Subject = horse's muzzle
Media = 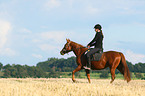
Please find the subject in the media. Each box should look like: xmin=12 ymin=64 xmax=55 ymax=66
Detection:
xmin=60 ymin=50 xmax=65 ymax=55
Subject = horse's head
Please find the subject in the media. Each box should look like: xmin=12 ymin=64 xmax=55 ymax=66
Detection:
xmin=60 ymin=39 xmax=72 ymax=55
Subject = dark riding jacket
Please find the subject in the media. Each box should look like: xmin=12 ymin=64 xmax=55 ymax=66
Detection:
xmin=87 ymin=31 xmax=103 ymax=49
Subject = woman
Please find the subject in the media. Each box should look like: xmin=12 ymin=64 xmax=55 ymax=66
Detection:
xmin=84 ymin=24 xmax=104 ymax=70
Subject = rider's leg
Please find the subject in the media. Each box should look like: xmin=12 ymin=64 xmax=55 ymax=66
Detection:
xmin=84 ymin=56 xmax=91 ymax=70
xmin=84 ymin=49 xmax=95 ymax=70
xmin=84 ymin=48 xmax=101 ymax=70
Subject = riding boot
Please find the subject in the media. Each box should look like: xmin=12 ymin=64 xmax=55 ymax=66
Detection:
xmin=84 ymin=57 xmax=91 ymax=70
xmin=87 ymin=57 xmax=91 ymax=69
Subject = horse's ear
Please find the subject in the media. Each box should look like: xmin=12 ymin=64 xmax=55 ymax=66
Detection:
xmin=66 ymin=38 xmax=70 ymax=42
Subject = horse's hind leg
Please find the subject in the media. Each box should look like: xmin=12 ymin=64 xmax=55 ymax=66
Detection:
xmin=110 ymin=68 xmax=116 ymax=83
xmin=117 ymin=64 xmax=124 ymax=75
xmin=110 ymin=57 xmax=121 ymax=83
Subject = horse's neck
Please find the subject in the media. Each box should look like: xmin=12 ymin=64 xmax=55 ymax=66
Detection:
xmin=71 ymin=42 xmax=88 ymax=56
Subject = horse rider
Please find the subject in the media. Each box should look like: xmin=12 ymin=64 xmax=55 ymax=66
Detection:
xmin=84 ymin=24 xmax=104 ymax=70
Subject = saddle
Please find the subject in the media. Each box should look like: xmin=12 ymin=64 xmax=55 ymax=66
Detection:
xmin=84 ymin=49 xmax=103 ymax=61
xmin=90 ymin=51 xmax=103 ymax=61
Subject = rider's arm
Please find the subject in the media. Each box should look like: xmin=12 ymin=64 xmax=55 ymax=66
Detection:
xmin=87 ymin=33 xmax=98 ymax=47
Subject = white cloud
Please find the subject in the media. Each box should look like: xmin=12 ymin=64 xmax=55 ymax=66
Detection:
xmin=0 ymin=19 xmax=16 ymax=56
xmin=85 ymin=5 xmax=100 ymax=15
xmin=39 ymin=43 xmax=62 ymax=57
xmin=32 ymin=31 xmax=73 ymax=56
xmin=0 ymin=20 xmax=11 ymax=48
xmin=32 ymin=54 xmax=43 ymax=59
xmin=135 ymin=23 xmax=145 ymax=27
xmin=0 ymin=48 xmax=16 ymax=56
xmin=39 ymin=44 xmax=58 ymax=51
xmin=42 ymin=0 xmax=145 ymax=19
xmin=45 ymin=0 xmax=61 ymax=10
xmin=125 ymin=50 xmax=145 ymax=64
xmin=20 ymin=28 xmax=32 ymax=33
xmin=82 ymin=0 xmax=145 ymax=16
xmin=32 ymin=30 xmax=89 ymax=54
xmin=40 ymin=31 xmax=68 ymax=43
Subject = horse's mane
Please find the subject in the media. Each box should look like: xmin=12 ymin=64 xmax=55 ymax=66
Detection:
xmin=71 ymin=41 xmax=84 ymax=48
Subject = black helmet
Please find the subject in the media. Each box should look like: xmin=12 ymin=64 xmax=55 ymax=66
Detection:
xmin=94 ymin=24 xmax=102 ymax=30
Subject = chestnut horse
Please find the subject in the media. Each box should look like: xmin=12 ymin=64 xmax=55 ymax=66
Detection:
xmin=60 ymin=39 xmax=131 ymax=83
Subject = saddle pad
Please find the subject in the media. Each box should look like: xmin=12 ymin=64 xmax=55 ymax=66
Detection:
xmin=90 ymin=52 xmax=103 ymax=61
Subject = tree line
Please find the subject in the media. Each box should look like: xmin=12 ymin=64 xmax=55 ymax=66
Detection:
xmin=0 ymin=56 xmax=145 ymax=78
xmin=0 ymin=64 xmax=47 ymax=78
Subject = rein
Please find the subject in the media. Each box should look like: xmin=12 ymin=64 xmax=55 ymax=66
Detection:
xmin=68 ymin=46 xmax=88 ymax=56
xmin=71 ymin=47 xmax=87 ymax=51
xmin=69 ymin=42 xmax=87 ymax=51
xmin=65 ymin=41 xmax=88 ymax=55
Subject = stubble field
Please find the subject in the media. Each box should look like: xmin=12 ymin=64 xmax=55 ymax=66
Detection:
xmin=0 ymin=78 xmax=145 ymax=96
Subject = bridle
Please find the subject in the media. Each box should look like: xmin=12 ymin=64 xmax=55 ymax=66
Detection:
xmin=63 ymin=41 xmax=87 ymax=53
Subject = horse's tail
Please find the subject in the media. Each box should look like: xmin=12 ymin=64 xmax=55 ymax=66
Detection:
xmin=119 ymin=52 xmax=131 ymax=83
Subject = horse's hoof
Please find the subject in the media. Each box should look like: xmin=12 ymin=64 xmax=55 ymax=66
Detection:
xmin=127 ymin=79 xmax=131 ymax=83
xmin=110 ymin=81 xmax=113 ymax=83
xmin=72 ymin=80 xmax=76 ymax=83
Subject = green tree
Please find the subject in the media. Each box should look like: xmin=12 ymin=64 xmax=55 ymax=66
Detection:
xmin=36 ymin=56 xmax=77 ymax=72
xmin=3 ymin=64 xmax=11 ymax=69
xmin=126 ymin=61 xmax=134 ymax=72
xmin=3 ymin=69 xmax=11 ymax=78
xmin=3 ymin=66 xmax=17 ymax=78
xmin=0 ymin=62 xmax=3 ymax=70
xmin=100 ymin=71 xmax=109 ymax=78
xmin=15 ymin=65 xmax=28 ymax=78
xmin=134 ymin=73 xmax=143 ymax=79
xmin=48 ymin=70 xmax=61 ymax=78
xmin=34 ymin=67 xmax=47 ymax=78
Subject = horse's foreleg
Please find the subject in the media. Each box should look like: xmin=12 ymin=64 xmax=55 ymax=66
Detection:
xmin=72 ymin=65 xmax=82 ymax=82
xmin=85 ymin=69 xmax=91 ymax=83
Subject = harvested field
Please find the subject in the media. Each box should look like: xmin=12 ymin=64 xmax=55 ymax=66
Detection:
xmin=0 ymin=78 xmax=145 ymax=96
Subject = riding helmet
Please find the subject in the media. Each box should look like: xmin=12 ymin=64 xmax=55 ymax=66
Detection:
xmin=94 ymin=24 xmax=102 ymax=30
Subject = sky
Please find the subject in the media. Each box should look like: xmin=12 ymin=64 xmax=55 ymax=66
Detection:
xmin=0 ymin=0 xmax=145 ymax=66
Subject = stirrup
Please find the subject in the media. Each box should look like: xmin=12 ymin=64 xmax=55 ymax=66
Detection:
xmin=83 ymin=66 xmax=91 ymax=70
